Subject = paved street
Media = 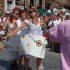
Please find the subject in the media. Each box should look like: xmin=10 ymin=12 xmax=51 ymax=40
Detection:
xmin=0 ymin=47 xmax=60 ymax=70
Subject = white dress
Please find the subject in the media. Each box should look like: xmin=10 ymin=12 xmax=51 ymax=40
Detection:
xmin=0 ymin=17 xmax=6 ymax=22
xmin=15 ymin=19 xmax=28 ymax=56
xmin=20 ymin=19 xmax=48 ymax=58
xmin=0 ymin=17 xmax=6 ymax=35
xmin=6 ymin=23 xmax=18 ymax=60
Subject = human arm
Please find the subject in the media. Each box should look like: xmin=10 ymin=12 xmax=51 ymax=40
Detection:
xmin=2 ymin=19 xmax=9 ymax=30
xmin=8 ymin=21 xmax=27 ymax=36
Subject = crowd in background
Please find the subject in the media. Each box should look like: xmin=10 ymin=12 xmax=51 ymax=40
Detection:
xmin=0 ymin=7 xmax=70 ymax=34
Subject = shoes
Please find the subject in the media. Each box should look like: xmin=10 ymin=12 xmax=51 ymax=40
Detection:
xmin=10 ymin=64 xmax=15 ymax=70
xmin=10 ymin=62 xmax=18 ymax=70
xmin=13 ymin=62 xmax=18 ymax=69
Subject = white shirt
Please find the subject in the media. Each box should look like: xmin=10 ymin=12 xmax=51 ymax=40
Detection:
xmin=16 ymin=19 xmax=21 ymax=35
xmin=24 ymin=19 xmax=42 ymax=35
xmin=53 ymin=20 xmax=61 ymax=26
xmin=0 ymin=17 xmax=6 ymax=35
xmin=0 ymin=17 xmax=6 ymax=22
xmin=16 ymin=19 xmax=28 ymax=35
xmin=48 ymin=20 xmax=53 ymax=26
xmin=8 ymin=23 xmax=14 ymax=30
xmin=48 ymin=19 xmax=61 ymax=27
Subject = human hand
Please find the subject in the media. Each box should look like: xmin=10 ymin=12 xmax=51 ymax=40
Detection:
xmin=7 ymin=32 xmax=14 ymax=37
xmin=0 ymin=42 xmax=3 ymax=50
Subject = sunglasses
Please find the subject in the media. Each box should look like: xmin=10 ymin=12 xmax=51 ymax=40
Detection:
xmin=30 ymin=10 xmax=36 ymax=13
xmin=22 ymin=12 xmax=27 ymax=14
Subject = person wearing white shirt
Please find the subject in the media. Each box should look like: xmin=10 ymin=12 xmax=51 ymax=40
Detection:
xmin=8 ymin=8 xmax=47 ymax=70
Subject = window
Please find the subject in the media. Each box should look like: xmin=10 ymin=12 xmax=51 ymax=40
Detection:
xmin=45 ymin=0 xmax=52 ymax=9
xmin=15 ymin=1 xmax=20 ymax=6
xmin=37 ymin=0 xmax=42 ymax=9
xmin=45 ymin=2 xmax=51 ymax=9
xmin=7 ymin=1 xmax=12 ymax=11
xmin=7 ymin=1 xmax=12 ymax=4
xmin=29 ymin=0 xmax=34 ymax=8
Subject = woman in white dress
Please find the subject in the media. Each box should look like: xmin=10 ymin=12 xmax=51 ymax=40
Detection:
xmin=3 ymin=9 xmax=19 ymax=70
xmin=16 ymin=10 xmax=28 ymax=70
xmin=8 ymin=8 xmax=47 ymax=70
xmin=0 ymin=12 xmax=7 ymax=23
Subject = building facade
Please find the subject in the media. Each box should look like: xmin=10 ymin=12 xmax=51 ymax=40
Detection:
xmin=22 ymin=0 xmax=54 ymax=9
xmin=0 ymin=0 xmax=58 ymax=13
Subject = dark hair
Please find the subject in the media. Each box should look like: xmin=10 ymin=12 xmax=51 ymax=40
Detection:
xmin=20 ymin=10 xmax=27 ymax=15
xmin=28 ymin=8 xmax=36 ymax=14
xmin=9 ymin=9 xmax=18 ymax=23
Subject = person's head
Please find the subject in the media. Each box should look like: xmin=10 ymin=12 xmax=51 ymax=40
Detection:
xmin=1 ymin=12 xmax=6 ymax=18
xmin=9 ymin=9 xmax=19 ymax=23
xmin=32 ymin=16 xmax=38 ymax=25
xmin=65 ymin=12 xmax=70 ymax=20
xmin=12 ymin=9 xmax=19 ymax=19
xmin=28 ymin=8 xmax=37 ymax=18
xmin=57 ymin=10 xmax=62 ymax=15
xmin=62 ymin=8 xmax=66 ymax=13
xmin=54 ymin=0 xmax=70 ymax=10
xmin=20 ymin=10 xmax=27 ymax=20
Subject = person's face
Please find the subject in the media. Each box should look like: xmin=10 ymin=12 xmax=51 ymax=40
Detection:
xmin=21 ymin=12 xmax=26 ymax=20
xmin=53 ymin=15 xmax=58 ymax=20
xmin=32 ymin=17 xmax=38 ymax=25
xmin=50 ymin=14 xmax=54 ymax=19
xmin=13 ymin=11 xmax=19 ymax=19
xmin=1 ymin=14 xmax=5 ymax=18
xmin=30 ymin=10 xmax=36 ymax=17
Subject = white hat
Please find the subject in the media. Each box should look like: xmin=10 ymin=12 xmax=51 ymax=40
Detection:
xmin=53 ymin=8 xmax=58 ymax=13
xmin=47 ymin=10 xmax=51 ymax=14
xmin=62 ymin=8 xmax=66 ymax=13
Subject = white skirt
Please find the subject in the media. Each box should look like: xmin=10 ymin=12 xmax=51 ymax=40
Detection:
xmin=20 ymin=34 xmax=48 ymax=58
xmin=6 ymin=35 xmax=18 ymax=51
xmin=8 ymin=51 xmax=18 ymax=60
xmin=3 ymin=35 xmax=19 ymax=60
xmin=11 ymin=34 xmax=25 ymax=56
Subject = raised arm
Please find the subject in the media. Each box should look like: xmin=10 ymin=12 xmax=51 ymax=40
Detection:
xmin=2 ymin=19 xmax=9 ymax=30
xmin=8 ymin=21 xmax=27 ymax=36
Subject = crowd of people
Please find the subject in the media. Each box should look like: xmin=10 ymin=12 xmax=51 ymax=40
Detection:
xmin=0 ymin=5 xmax=70 ymax=70
xmin=0 ymin=7 xmax=48 ymax=70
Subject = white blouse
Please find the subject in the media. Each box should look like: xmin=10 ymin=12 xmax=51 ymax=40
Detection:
xmin=24 ymin=19 xmax=43 ymax=35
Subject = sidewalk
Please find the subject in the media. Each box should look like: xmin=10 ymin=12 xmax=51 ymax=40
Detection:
xmin=0 ymin=48 xmax=60 ymax=70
